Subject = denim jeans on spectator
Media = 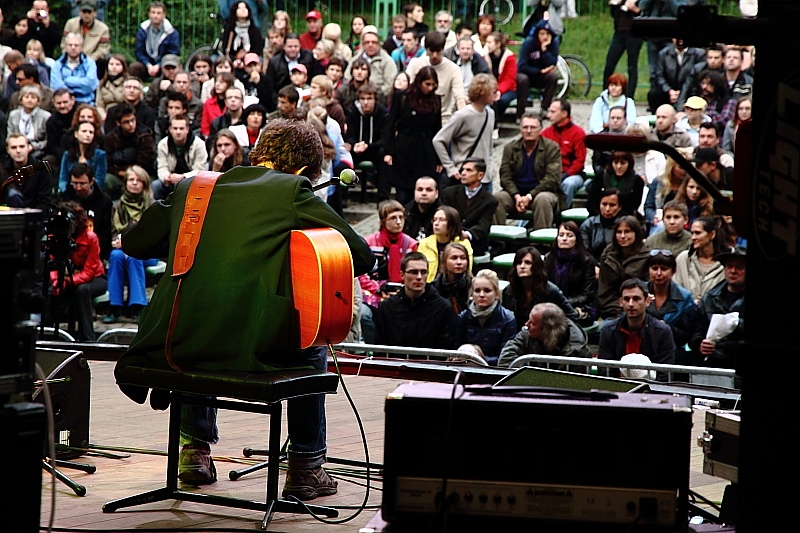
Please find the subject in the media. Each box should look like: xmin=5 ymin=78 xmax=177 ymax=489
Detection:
xmin=181 ymin=345 xmax=329 ymax=467
xmin=562 ymin=174 xmax=585 ymax=208
xmin=107 ymin=249 xmax=158 ymax=307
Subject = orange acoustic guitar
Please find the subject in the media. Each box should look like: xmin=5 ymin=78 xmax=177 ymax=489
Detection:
xmin=290 ymin=228 xmax=355 ymax=348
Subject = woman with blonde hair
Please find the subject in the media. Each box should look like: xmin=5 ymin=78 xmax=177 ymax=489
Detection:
xmin=432 ymin=242 xmax=474 ymax=314
xmin=455 ymin=269 xmax=517 ymax=366
xmin=104 ymin=165 xmax=157 ymax=324
xmin=675 ymin=174 xmax=715 ymax=227
xmin=305 ymin=105 xmax=337 ymax=203
xmin=24 ymin=39 xmax=51 ymax=85
xmin=418 ymin=205 xmax=473 ymax=283
xmin=271 ymin=10 xmax=292 ymax=35
xmin=322 ymin=23 xmax=353 ymax=61
xmin=643 ymin=150 xmax=691 ymax=234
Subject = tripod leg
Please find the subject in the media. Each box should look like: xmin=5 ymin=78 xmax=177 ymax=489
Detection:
xmin=43 ymin=460 xmax=86 ymax=496
xmin=55 ymin=459 xmax=96 ymax=474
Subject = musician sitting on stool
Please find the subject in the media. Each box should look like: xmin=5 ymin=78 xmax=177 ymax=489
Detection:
xmin=114 ymin=118 xmax=375 ymax=496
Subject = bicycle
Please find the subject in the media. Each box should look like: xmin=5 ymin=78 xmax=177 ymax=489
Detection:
xmin=479 ymin=0 xmax=515 ymax=25
xmin=184 ymin=13 xmax=226 ymax=71
xmin=557 ymin=54 xmax=592 ymax=99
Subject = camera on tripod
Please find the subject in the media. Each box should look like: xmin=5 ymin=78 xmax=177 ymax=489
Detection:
xmin=42 ymin=204 xmax=77 ymax=262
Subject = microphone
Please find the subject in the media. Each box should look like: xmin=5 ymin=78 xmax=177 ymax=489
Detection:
xmin=311 ymin=168 xmax=360 ymax=191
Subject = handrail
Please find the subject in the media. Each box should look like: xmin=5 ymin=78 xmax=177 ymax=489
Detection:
xmin=333 ymin=342 xmax=490 ymax=366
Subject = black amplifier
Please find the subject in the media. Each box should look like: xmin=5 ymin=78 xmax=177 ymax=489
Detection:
xmin=382 ymin=382 xmax=693 ymax=532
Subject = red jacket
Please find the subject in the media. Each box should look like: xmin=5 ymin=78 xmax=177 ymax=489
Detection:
xmin=542 ymin=119 xmax=587 ymax=177
xmin=51 ymin=229 xmax=105 ymax=289
xmin=485 ymin=49 xmax=517 ymax=95
xmin=200 ymin=96 xmax=226 ymax=137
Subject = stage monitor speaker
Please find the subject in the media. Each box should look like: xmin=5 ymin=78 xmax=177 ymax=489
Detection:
xmin=382 ymin=382 xmax=692 ymax=532
xmin=34 ymin=348 xmax=91 ymax=459
xmin=496 ymin=366 xmax=650 ymax=393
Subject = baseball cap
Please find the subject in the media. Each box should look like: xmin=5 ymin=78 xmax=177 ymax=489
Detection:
xmin=290 ymin=64 xmax=308 ymax=74
xmin=244 ymin=52 xmax=261 ymax=65
xmin=684 ymin=96 xmax=707 ymax=110
xmin=361 ymin=25 xmax=380 ymax=38
xmin=80 ymin=1 xmax=96 ymax=11
xmin=306 ymin=10 xmax=322 ymax=20
xmin=161 ymin=54 xmax=181 ymax=68
xmin=691 ymin=147 xmax=720 ymax=165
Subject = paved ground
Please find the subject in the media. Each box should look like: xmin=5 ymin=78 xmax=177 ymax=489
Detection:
xmin=90 ymin=99 xmax=649 ymax=338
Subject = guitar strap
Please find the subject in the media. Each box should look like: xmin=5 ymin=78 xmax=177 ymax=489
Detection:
xmin=165 ymin=171 xmax=221 ymax=372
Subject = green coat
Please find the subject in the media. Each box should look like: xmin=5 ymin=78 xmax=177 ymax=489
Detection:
xmin=498 ymin=135 xmax=567 ymax=211
xmin=116 ymin=167 xmax=374 ymax=403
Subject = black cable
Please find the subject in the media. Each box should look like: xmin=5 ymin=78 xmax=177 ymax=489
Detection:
xmin=281 ymin=344 xmax=373 ymax=524
xmin=439 ymin=369 xmax=464 ymax=533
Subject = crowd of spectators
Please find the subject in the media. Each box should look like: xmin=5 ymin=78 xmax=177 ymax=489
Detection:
xmin=0 ymin=1 xmax=751 ymax=375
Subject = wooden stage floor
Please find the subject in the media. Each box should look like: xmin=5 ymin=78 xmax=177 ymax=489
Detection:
xmin=39 ymin=359 xmax=732 ymax=532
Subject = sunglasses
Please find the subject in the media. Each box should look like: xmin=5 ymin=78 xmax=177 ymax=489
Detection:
xmin=649 ymin=249 xmax=673 ymax=257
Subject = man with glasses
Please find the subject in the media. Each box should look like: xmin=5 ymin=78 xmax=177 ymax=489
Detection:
xmin=431 ymin=10 xmax=457 ymax=50
xmin=345 ymin=25 xmax=397 ymax=98
xmin=134 ymin=1 xmax=180 ymax=79
xmin=103 ymin=103 xmax=157 ymax=200
xmin=106 ymin=76 xmax=157 ymax=132
xmin=44 ymin=89 xmax=76 ymax=172
xmin=374 ymin=252 xmax=456 ymax=350
xmin=60 ymin=162 xmax=112 ymax=260
xmin=61 ymin=0 xmax=110 ymax=78
xmin=207 ymin=87 xmax=245 ymax=150
xmin=51 ymin=32 xmax=98 ymax=105
xmin=9 ymin=63 xmax=54 ymax=112
xmin=145 ymin=53 xmax=181 ymax=108
xmin=493 ymin=112 xmax=565 ymax=230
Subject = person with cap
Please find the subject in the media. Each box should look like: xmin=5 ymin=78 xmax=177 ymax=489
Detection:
xmin=144 ymin=52 xmax=181 ymax=108
xmin=51 ymin=32 xmax=98 ymax=105
xmin=237 ymin=51 xmax=275 ymax=111
xmin=220 ymin=1 xmax=264 ymax=65
xmin=61 ymin=0 xmax=110 ymax=78
xmin=688 ymin=244 xmax=746 ymax=369
xmin=288 ymin=63 xmax=312 ymax=103
xmin=598 ymin=277 xmax=676 ymax=382
xmin=300 ymin=10 xmax=323 ymax=51
xmin=647 ymin=37 xmax=705 ymax=114
xmin=345 ymin=25 xmax=398 ymax=98
xmin=675 ymin=95 xmax=712 ymax=146
xmin=134 ymin=1 xmax=181 ymax=79
xmin=692 ymin=146 xmax=731 ymax=193
xmin=266 ymin=32 xmax=315 ymax=104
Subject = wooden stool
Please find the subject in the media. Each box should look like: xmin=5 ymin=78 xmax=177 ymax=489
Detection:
xmin=103 ymin=366 xmax=340 ymax=530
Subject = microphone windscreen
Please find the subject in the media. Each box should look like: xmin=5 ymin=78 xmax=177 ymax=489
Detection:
xmin=339 ymin=168 xmax=358 ymax=185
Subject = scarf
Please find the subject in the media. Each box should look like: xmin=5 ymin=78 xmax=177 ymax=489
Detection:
xmin=552 ymin=249 xmax=579 ymax=291
xmin=112 ymin=191 xmax=149 ymax=234
xmin=233 ymin=20 xmax=251 ymax=52
xmin=468 ymin=299 xmax=498 ymax=325
xmin=145 ymin=24 xmax=164 ymax=60
xmin=436 ymin=272 xmax=471 ymax=314
xmin=19 ymin=110 xmax=35 ymax=141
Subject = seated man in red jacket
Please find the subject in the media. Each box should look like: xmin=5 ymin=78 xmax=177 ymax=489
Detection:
xmin=542 ymin=98 xmax=587 ymax=208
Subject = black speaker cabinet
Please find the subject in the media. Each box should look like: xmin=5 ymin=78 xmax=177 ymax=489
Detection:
xmin=382 ymin=382 xmax=693 ymax=532
xmin=1 ymin=401 xmax=46 ymax=532
xmin=34 ymin=349 xmax=91 ymax=459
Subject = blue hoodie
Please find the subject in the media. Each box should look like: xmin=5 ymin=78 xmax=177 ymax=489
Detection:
xmin=518 ymin=20 xmax=560 ymax=79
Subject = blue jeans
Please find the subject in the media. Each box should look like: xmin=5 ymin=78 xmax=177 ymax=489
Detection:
xmin=107 ymin=249 xmax=158 ymax=307
xmin=493 ymin=91 xmax=518 ymax=123
xmin=561 ymin=175 xmax=585 ymax=208
xmin=181 ymin=345 xmax=330 ymax=467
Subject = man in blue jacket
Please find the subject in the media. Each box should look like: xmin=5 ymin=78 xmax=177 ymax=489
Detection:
xmin=599 ymin=277 xmax=676 ymax=381
xmin=134 ymin=1 xmax=181 ymax=79
xmin=50 ymin=33 xmax=98 ymax=104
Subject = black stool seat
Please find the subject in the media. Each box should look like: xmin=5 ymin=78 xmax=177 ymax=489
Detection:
xmin=103 ymin=365 xmax=341 ymax=530
xmin=115 ymin=365 xmax=340 ymax=403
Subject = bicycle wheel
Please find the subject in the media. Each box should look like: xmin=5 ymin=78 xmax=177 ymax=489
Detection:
xmin=555 ymin=56 xmax=570 ymax=100
xmin=562 ymin=54 xmax=592 ymax=98
xmin=479 ymin=0 xmax=514 ymax=26
xmin=185 ymin=44 xmax=220 ymax=71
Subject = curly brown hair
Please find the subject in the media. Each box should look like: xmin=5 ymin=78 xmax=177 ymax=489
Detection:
xmin=249 ymin=118 xmax=323 ymax=180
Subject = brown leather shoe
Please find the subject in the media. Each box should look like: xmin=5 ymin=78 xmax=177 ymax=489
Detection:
xmin=178 ymin=445 xmax=217 ymax=485
xmin=282 ymin=466 xmax=338 ymax=501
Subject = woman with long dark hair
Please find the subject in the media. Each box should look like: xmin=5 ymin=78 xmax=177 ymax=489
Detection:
xmin=502 ymin=245 xmax=576 ymax=331
xmin=418 ymin=205 xmax=473 ymax=283
xmin=59 ymin=121 xmax=108 ymax=192
xmin=221 ymin=1 xmax=265 ymax=65
xmin=96 ymin=53 xmax=129 ymax=121
xmin=587 ymin=150 xmax=644 ymax=218
xmin=597 ymin=215 xmax=650 ymax=318
xmin=674 ymin=216 xmax=726 ymax=304
xmin=646 ymin=249 xmax=696 ymax=348
xmin=209 ymin=128 xmax=245 ymax=172
xmin=431 ymin=242 xmax=474 ymax=315
xmin=544 ymin=221 xmax=598 ymax=326
xmin=456 ymin=269 xmax=517 ymax=366
xmin=383 ymin=65 xmax=442 ymax=205
xmin=345 ymin=15 xmax=367 ymax=52
xmin=675 ymin=175 xmax=715 ymax=227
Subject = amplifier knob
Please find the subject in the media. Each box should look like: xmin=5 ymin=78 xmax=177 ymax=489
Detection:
xmin=464 ymin=492 xmax=474 ymax=503
xmin=493 ymin=494 xmax=502 ymax=504
xmin=479 ymin=493 xmax=488 ymax=504
xmin=507 ymin=494 xmax=517 ymax=505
